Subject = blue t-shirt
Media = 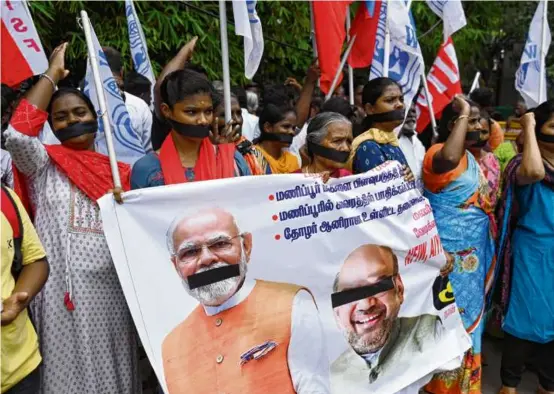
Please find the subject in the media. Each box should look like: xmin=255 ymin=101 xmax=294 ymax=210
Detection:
xmin=131 ymin=151 xmax=251 ymax=189
xmin=503 ymin=180 xmax=554 ymax=343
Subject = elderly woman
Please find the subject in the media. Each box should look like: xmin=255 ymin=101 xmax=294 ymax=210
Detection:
xmin=296 ymin=112 xmax=352 ymax=178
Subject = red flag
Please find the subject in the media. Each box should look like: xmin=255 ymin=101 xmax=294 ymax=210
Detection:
xmin=348 ymin=0 xmax=382 ymax=68
xmin=416 ymin=38 xmax=462 ymax=133
xmin=312 ymin=1 xmax=350 ymax=94
xmin=1 ymin=0 xmax=48 ymax=87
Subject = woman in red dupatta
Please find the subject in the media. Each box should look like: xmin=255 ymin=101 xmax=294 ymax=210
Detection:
xmin=294 ymin=112 xmax=353 ymax=180
xmin=3 ymin=43 xmax=140 ymax=393
xmin=130 ymin=69 xmax=251 ymax=189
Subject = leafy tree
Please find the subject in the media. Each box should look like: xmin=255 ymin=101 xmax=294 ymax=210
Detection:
xmin=28 ymin=0 xmax=551 ymax=93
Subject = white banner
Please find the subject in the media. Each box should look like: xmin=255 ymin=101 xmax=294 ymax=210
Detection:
xmin=82 ymin=20 xmax=145 ymax=165
xmin=0 ymin=0 xmax=48 ymax=87
xmin=425 ymin=0 xmax=467 ymax=42
xmin=370 ymin=1 xmax=424 ymax=110
xmin=99 ymin=161 xmax=470 ymax=394
xmin=515 ymin=0 xmax=551 ymax=108
xmin=125 ymin=0 xmax=155 ymax=99
xmin=232 ymin=0 xmax=264 ymax=79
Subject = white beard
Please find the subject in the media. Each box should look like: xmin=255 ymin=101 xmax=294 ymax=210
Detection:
xmin=182 ymin=247 xmax=248 ymax=306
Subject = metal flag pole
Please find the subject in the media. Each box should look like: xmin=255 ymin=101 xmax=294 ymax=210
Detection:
xmin=346 ymin=8 xmax=355 ymax=106
xmin=219 ymin=0 xmax=232 ymax=123
xmin=325 ymin=35 xmax=357 ymax=101
xmin=309 ymin=1 xmax=318 ymax=59
xmin=309 ymin=1 xmax=320 ymax=88
xmin=80 ymin=10 xmax=122 ymax=189
xmin=421 ymin=74 xmax=437 ymax=136
xmin=539 ymin=0 xmax=548 ymax=103
xmin=469 ymin=71 xmax=481 ymax=93
xmin=383 ymin=0 xmax=391 ymax=77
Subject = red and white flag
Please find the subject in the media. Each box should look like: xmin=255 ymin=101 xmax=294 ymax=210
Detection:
xmin=416 ymin=38 xmax=461 ymax=133
xmin=1 ymin=0 xmax=48 ymax=87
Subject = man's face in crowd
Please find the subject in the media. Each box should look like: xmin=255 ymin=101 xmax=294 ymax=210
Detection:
xmin=334 ymin=245 xmax=404 ymax=355
xmin=170 ymin=208 xmax=252 ymax=306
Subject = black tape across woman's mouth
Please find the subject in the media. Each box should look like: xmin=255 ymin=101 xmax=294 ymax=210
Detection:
xmin=53 ymin=120 xmax=98 ymax=142
xmin=307 ymin=141 xmax=349 ymax=163
xmin=366 ymin=109 xmax=405 ymax=124
xmin=169 ymin=120 xmax=211 ymax=138
xmin=261 ymin=132 xmax=294 ymax=144
xmin=187 ymin=264 xmax=241 ymax=290
xmin=465 ymin=130 xmax=481 ymax=142
xmin=331 ymin=276 xmax=395 ymax=308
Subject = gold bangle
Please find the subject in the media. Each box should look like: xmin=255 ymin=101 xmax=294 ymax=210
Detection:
xmin=455 ymin=115 xmax=469 ymax=123
xmin=40 ymin=73 xmax=56 ymax=90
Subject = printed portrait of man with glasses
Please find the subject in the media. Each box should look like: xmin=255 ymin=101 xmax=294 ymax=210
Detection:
xmin=330 ymin=244 xmax=445 ymax=392
xmin=161 ymin=207 xmax=330 ymax=394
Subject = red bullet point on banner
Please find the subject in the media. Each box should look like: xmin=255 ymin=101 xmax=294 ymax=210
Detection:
xmin=272 ymin=215 xmax=278 ymax=221
xmin=268 ymin=195 xmax=275 ymax=201
xmin=275 ymin=234 xmax=281 ymax=240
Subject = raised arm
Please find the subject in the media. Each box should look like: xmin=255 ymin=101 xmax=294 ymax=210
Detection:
xmin=153 ymin=37 xmax=197 ymax=119
xmin=432 ymin=96 xmax=471 ymax=174
xmin=4 ymin=43 xmax=69 ymax=178
xmin=294 ymin=60 xmax=320 ymax=128
xmin=516 ymin=112 xmax=545 ymax=185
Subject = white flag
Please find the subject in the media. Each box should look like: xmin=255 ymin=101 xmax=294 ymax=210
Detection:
xmin=82 ymin=21 xmax=145 ymax=165
xmin=232 ymin=0 xmax=264 ymax=79
xmin=426 ymin=0 xmax=467 ymax=42
xmin=125 ymin=0 xmax=155 ymax=96
xmin=515 ymin=0 xmax=551 ymax=108
xmin=370 ymin=0 xmax=424 ymax=109
xmin=0 ymin=0 xmax=48 ymax=87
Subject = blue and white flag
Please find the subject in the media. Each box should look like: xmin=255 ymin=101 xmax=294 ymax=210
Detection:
xmin=426 ymin=0 xmax=467 ymax=42
xmin=83 ymin=22 xmax=145 ymax=165
xmin=515 ymin=0 xmax=551 ymax=108
xmin=232 ymin=0 xmax=264 ymax=79
xmin=370 ymin=0 xmax=424 ymax=109
xmin=125 ymin=0 xmax=155 ymax=98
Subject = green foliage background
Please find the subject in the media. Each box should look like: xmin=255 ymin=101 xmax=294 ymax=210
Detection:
xmin=29 ymin=1 xmax=553 ymax=90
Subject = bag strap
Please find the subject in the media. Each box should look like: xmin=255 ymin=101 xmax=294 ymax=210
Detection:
xmin=1 ymin=185 xmax=24 ymax=278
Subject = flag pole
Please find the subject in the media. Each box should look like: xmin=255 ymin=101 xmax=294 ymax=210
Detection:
xmin=346 ymin=8 xmax=355 ymax=106
xmin=219 ymin=0 xmax=232 ymax=123
xmin=469 ymin=71 xmax=481 ymax=93
xmin=80 ymin=10 xmax=122 ymax=189
xmin=383 ymin=0 xmax=391 ymax=77
xmin=539 ymin=0 xmax=548 ymax=103
xmin=309 ymin=1 xmax=318 ymax=59
xmin=325 ymin=35 xmax=357 ymax=101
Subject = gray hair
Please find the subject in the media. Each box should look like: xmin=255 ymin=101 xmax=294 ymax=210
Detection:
xmin=305 ymin=112 xmax=351 ymax=155
xmin=166 ymin=208 xmax=242 ymax=254
xmin=246 ymin=90 xmax=258 ymax=113
xmin=212 ymin=80 xmax=224 ymax=91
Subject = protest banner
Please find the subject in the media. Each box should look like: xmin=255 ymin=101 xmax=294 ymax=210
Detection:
xmin=99 ymin=161 xmax=471 ymax=394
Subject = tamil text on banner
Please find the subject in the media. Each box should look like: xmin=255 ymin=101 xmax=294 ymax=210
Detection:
xmin=99 ymin=161 xmax=471 ymax=394
xmin=1 ymin=0 xmax=48 ymax=87
xmin=82 ymin=18 xmax=145 ymax=165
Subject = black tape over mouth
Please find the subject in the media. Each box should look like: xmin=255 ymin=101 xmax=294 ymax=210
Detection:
xmin=331 ymin=276 xmax=395 ymax=308
xmin=187 ymin=264 xmax=241 ymax=290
